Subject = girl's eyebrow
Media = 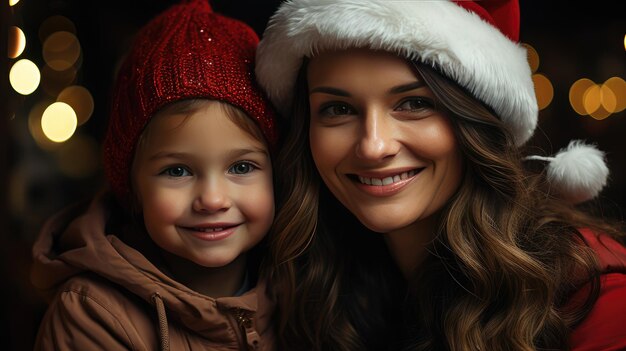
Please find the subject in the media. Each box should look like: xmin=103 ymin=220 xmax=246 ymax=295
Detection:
xmin=225 ymin=147 xmax=269 ymax=159
xmin=148 ymin=151 xmax=193 ymax=161
xmin=148 ymin=148 xmax=268 ymax=161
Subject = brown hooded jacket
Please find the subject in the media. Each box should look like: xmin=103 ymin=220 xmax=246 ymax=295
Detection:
xmin=31 ymin=193 xmax=275 ymax=350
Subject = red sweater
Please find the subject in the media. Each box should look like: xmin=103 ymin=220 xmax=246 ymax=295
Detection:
xmin=570 ymin=229 xmax=626 ymax=350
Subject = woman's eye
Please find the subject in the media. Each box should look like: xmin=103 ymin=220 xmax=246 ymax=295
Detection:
xmin=161 ymin=166 xmax=191 ymax=177
xmin=395 ymin=98 xmax=434 ymax=112
xmin=319 ymin=103 xmax=356 ymax=117
xmin=229 ymin=162 xmax=257 ymax=175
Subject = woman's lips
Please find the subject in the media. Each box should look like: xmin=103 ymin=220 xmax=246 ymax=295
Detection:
xmin=350 ymin=168 xmax=424 ymax=197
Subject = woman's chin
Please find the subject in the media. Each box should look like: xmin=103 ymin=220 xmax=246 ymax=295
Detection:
xmin=356 ymin=214 xmax=413 ymax=234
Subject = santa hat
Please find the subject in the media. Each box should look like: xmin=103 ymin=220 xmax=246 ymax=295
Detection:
xmin=103 ymin=0 xmax=278 ymax=203
xmin=255 ymin=0 xmax=608 ymax=203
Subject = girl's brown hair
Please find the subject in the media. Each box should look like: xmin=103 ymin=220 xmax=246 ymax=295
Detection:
xmin=265 ymin=60 xmax=622 ymax=350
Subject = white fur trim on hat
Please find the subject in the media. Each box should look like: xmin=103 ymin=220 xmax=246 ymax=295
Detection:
xmin=256 ymin=0 xmax=538 ymax=145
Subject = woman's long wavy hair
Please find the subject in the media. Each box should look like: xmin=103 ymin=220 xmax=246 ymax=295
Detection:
xmin=264 ymin=58 xmax=622 ymax=351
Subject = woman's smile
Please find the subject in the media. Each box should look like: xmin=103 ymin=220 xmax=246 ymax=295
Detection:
xmin=348 ymin=167 xmax=425 ymax=197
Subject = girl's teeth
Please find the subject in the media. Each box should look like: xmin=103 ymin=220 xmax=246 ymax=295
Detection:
xmin=358 ymin=170 xmax=418 ymax=186
xmin=196 ymin=227 xmax=223 ymax=232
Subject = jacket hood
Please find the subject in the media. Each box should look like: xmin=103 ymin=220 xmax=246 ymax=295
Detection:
xmin=31 ymin=192 xmax=273 ymax=340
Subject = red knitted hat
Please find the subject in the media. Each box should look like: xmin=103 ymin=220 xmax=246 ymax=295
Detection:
xmin=103 ymin=0 xmax=278 ymax=203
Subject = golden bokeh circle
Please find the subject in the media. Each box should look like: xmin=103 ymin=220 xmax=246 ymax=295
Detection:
xmin=532 ymin=73 xmax=554 ymax=110
xmin=43 ymin=31 xmax=81 ymax=71
xmin=604 ymin=77 xmax=626 ymax=113
xmin=58 ymin=86 xmax=95 ymax=125
xmin=8 ymin=26 xmax=26 ymax=59
xmin=9 ymin=59 xmax=41 ymax=95
xmin=569 ymin=78 xmax=595 ymax=115
xmin=41 ymin=102 xmax=78 ymax=143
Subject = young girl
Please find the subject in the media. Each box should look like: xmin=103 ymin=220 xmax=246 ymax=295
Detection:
xmin=31 ymin=1 xmax=278 ymax=350
xmin=255 ymin=0 xmax=626 ymax=350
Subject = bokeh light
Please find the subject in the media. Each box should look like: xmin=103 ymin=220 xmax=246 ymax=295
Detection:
xmin=10 ymin=59 xmax=41 ymax=95
xmin=39 ymin=15 xmax=76 ymax=42
xmin=589 ymin=106 xmax=612 ymax=121
xmin=42 ymin=31 xmax=81 ymax=71
xmin=599 ymin=84 xmax=617 ymax=113
xmin=8 ymin=26 xmax=26 ymax=58
xmin=29 ymin=100 xmax=61 ymax=150
xmin=57 ymin=85 xmax=95 ymax=125
xmin=532 ymin=73 xmax=553 ymax=110
xmin=523 ymin=43 xmax=540 ymax=73
xmin=9 ymin=0 xmax=20 ymax=6
xmin=56 ymin=134 xmax=100 ymax=178
xmin=582 ymin=85 xmax=614 ymax=120
xmin=583 ymin=85 xmax=602 ymax=115
xmin=569 ymin=78 xmax=595 ymax=116
xmin=604 ymin=77 xmax=626 ymax=113
xmin=41 ymin=102 xmax=78 ymax=142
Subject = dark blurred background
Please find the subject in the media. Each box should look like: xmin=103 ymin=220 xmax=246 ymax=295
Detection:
xmin=2 ymin=1 xmax=624 ymax=350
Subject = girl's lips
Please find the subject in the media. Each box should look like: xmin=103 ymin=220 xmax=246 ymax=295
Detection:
xmin=181 ymin=224 xmax=240 ymax=241
xmin=349 ymin=168 xmax=424 ymax=197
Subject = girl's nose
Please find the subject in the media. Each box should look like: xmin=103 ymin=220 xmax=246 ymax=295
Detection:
xmin=192 ymin=180 xmax=232 ymax=213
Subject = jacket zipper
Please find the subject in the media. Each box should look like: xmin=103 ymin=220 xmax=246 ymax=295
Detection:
xmin=229 ymin=307 xmax=253 ymax=350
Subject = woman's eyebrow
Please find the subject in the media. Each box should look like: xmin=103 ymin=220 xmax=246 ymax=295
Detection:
xmin=309 ymin=81 xmax=425 ymax=96
xmin=388 ymin=81 xmax=425 ymax=94
xmin=309 ymin=86 xmax=351 ymax=97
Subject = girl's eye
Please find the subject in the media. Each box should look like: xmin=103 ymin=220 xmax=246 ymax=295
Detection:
xmin=319 ymin=103 xmax=356 ymax=117
xmin=395 ymin=98 xmax=435 ymax=112
xmin=161 ymin=166 xmax=191 ymax=177
xmin=228 ymin=161 xmax=257 ymax=175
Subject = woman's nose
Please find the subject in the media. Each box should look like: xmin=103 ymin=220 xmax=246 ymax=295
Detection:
xmin=355 ymin=108 xmax=400 ymax=161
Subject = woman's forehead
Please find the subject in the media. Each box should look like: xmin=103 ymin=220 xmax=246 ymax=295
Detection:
xmin=307 ymin=49 xmax=423 ymax=93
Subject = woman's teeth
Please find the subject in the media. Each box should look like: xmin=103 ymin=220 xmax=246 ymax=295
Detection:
xmin=358 ymin=169 xmax=417 ymax=186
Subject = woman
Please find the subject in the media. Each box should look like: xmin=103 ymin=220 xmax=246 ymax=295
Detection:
xmin=256 ymin=0 xmax=626 ymax=350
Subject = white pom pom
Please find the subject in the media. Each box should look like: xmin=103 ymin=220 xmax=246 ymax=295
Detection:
xmin=546 ymin=140 xmax=609 ymax=204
